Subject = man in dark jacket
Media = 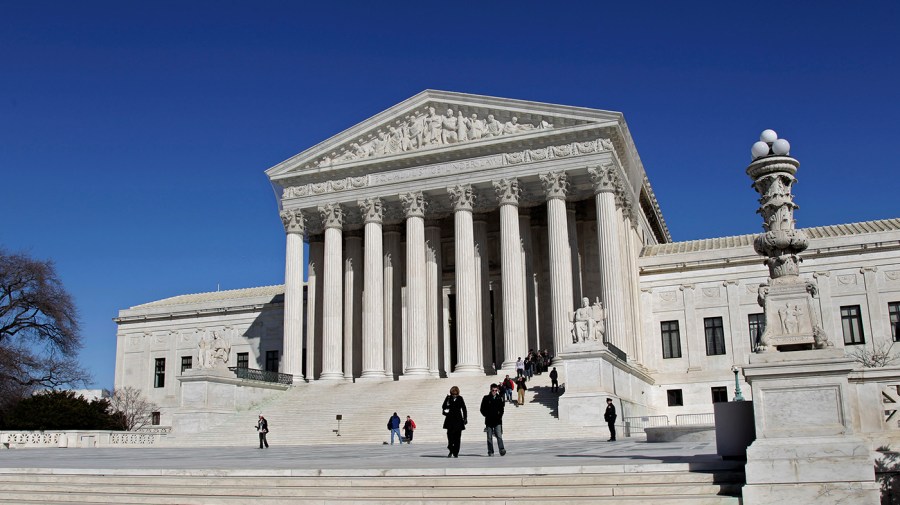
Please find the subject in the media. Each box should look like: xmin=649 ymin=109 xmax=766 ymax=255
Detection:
xmin=549 ymin=367 xmax=559 ymax=393
xmin=604 ymin=398 xmax=617 ymax=441
xmin=388 ymin=412 xmax=403 ymax=445
xmin=479 ymin=384 xmax=506 ymax=456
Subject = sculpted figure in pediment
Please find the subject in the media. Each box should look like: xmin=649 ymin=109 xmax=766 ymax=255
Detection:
xmin=441 ymin=109 xmax=459 ymax=144
xmin=466 ymin=113 xmax=485 ymax=140
xmin=456 ymin=110 xmax=468 ymax=142
xmin=426 ymin=107 xmax=443 ymax=145
xmin=484 ymin=114 xmax=502 ymax=137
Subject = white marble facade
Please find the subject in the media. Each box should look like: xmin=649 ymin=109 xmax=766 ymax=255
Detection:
xmin=114 ymin=91 xmax=900 ymax=426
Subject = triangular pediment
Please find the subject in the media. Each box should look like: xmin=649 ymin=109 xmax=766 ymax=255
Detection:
xmin=266 ymin=90 xmax=624 ymax=182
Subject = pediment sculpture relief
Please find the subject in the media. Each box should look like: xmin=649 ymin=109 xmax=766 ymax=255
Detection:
xmin=317 ymin=106 xmax=555 ymax=168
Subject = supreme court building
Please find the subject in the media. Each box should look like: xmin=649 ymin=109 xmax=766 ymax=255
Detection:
xmin=114 ymin=91 xmax=900 ymax=426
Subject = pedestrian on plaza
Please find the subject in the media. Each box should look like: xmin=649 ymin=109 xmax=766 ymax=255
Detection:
xmin=604 ymin=398 xmax=617 ymax=441
xmin=387 ymin=412 xmax=403 ymax=445
xmin=403 ymin=415 xmax=416 ymax=444
xmin=515 ymin=375 xmax=528 ymax=406
xmin=256 ymin=415 xmax=269 ymax=449
xmin=480 ymin=383 xmax=506 ymax=456
xmin=549 ymin=367 xmax=559 ymax=393
xmin=515 ymin=357 xmax=525 ymax=377
xmin=442 ymin=385 xmax=467 ymax=457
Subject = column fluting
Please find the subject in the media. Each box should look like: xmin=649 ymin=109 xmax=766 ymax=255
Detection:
xmin=279 ymin=209 xmax=305 ymax=382
xmin=318 ymin=203 xmax=344 ymax=380
xmin=343 ymin=232 xmax=362 ymax=380
xmin=359 ymin=198 xmax=386 ymax=379
xmin=494 ymin=179 xmax=527 ymax=371
xmin=401 ymin=192 xmax=429 ymax=376
xmin=448 ymin=184 xmax=483 ymax=375
xmin=540 ymin=172 xmax=574 ymax=360
xmin=425 ymin=222 xmax=443 ymax=377
xmin=382 ymin=227 xmax=402 ymax=378
xmin=589 ymin=164 xmax=627 ymax=350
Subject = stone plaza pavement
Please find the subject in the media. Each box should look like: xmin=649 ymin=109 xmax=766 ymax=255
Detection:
xmin=0 ymin=438 xmax=725 ymax=472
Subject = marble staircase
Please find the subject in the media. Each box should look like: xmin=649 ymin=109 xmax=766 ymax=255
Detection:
xmin=166 ymin=372 xmax=611 ymax=447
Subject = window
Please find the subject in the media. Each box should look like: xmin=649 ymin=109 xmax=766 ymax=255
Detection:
xmin=704 ymin=317 xmax=726 ymax=356
xmin=667 ymin=389 xmax=683 ymax=407
xmin=841 ymin=305 xmax=865 ymax=345
xmin=153 ymin=358 xmax=165 ymax=388
xmin=181 ymin=356 xmax=192 ymax=373
xmin=711 ymin=386 xmax=728 ymax=404
xmin=660 ymin=321 xmax=682 ymax=359
xmin=237 ymin=352 xmax=249 ymax=369
xmin=748 ymin=313 xmax=766 ymax=352
xmin=151 ymin=412 xmax=161 ymax=426
xmin=889 ymin=302 xmax=900 ymax=342
xmin=265 ymin=350 xmax=279 ymax=372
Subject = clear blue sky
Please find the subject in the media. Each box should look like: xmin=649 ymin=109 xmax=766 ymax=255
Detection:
xmin=2 ymin=1 xmax=897 ymax=389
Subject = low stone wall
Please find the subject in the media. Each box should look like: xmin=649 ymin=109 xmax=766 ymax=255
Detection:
xmin=645 ymin=424 xmax=716 ymax=443
xmin=0 ymin=430 xmax=169 ymax=449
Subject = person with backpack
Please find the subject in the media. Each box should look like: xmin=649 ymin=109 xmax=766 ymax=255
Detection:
xmin=403 ymin=415 xmax=416 ymax=444
xmin=387 ymin=412 xmax=403 ymax=445
xmin=256 ymin=415 xmax=269 ymax=449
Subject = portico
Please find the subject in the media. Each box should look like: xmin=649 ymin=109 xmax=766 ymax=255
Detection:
xmin=267 ymin=90 xmax=668 ymax=381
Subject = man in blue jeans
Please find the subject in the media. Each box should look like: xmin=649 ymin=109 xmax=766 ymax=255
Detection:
xmin=387 ymin=412 xmax=403 ymax=445
xmin=479 ymin=384 xmax=506 ymax=456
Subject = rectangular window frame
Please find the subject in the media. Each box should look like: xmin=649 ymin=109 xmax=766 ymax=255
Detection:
xmin=889 ymin=302 xmax=900 ymax=342
xmin=704 ymin=316 xmax=727 ymax=356
xmin=151 ymin=412 xmax=160 ymax=426
xmin=841 ymin=305 xmax=866 ymax=345
xmin=153 ymin=358 xmax=166 ymax=388
xmin=667 ymin=389 xmax=684 ymax=407
xmin=660 ymin=320 xmax=682 ymax=359
xmin=748 ymin=313 xmax=766 ymax=353
xmin=181 ymin=355 xmax=192 ymax=373
xmin=237 ymin=352 xmax=249 ymax=369
xmin=265 ymin=350 xmax=279 ymax=372
xmin=711 ymin=386 xmax=728 ymax=404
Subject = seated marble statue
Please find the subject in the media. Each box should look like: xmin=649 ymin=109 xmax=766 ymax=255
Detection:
xmin=571 ymin=297 xmax=606 ymax=343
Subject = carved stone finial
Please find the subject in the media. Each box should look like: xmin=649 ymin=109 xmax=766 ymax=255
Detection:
xmin=540 ymin=171 xmax=568 ymax=200
xmin=279 ymin=209 xmax=305 ymax=235
xmin=358 ymin=197 xmax=384 ymax=224
xmin=588 ymin=164 xmax=619 ymax=194
xmin=318 ymin=203 xmax=343 ymax=230
xmin=493 ymin=178 xmax=520 ymax=206
xmin=400 ymin=191 xmax=426 ymax=218
xmin=448 ymin=184 xmax=476 ymax=211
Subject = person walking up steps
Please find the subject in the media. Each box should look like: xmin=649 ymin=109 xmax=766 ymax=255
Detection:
xmin=480 ymin=383 xmax=506 ymax=456
xmin=256 ymin=415 xmax=269 ymax=449
xmin=387 ymin=412 xmax=403 ymax=445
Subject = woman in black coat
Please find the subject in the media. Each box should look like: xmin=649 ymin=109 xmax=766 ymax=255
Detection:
xmin=442 ymin=385 xmax=467 ymax=457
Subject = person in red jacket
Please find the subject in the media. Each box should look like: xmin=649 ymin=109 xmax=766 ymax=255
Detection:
xmin=403 ymin=415 xmax=416 ymax=444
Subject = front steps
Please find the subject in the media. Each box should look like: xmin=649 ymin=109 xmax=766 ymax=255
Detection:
xmin=167 ymin=373 xmax=610 ymax=447
xmin=0 ymin=463 xmax=744 ymax=504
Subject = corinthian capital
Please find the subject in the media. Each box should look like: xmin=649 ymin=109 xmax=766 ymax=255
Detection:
xmin=318 ymin=203 xmax=343 ymax=230
xmin=540 ymin=171 xmax=568 ymax=200
xmin=493 ymin=178 xmax=520 ymax=206
xmin=447 ymin=184 xmax=475 ymax=211
xmin=588 ymin=164 xmax=619 ymax=194
xmin=358 ymin=197 xmax=384 ymax=224
xmin=400 ymin=191 xmax=426 ymax=218
xmin=279 ymin=209 xmax=305 ymax=235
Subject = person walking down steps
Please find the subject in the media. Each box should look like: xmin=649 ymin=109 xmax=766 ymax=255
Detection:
xmin=480 ymin=383 xmax=506 ymax=457
xmin=256 ymin=415 xmax=269 ymax=449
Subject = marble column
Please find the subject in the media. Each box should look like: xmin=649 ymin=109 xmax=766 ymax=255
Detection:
xmin=343 ymin=232 xmax=362 ymax=379
xmin=359 ymin=198 xmax=385 ymax=379
xmin=540 ymin=172 xmax=574 ymax=360
xmin=279 ymin=208 xmax=305 ymax=382
xmin=306 ymin=237 xmax=324 ymax=380
xmin=588 ymin=164 xmax=627 ymax=350
xmin=401 ymin=192 xmax=429 ymax=376
xmin=383 ymin=226 xmax=402 ymax=378
xmin=519 ymin=208 xmax=539 ymax=352
xmin=425 ymin=222 xmax=443 ymax=377
xmin=494 ymin=178 xmax=527 ymax=371
xmin=474 ymin=215 xmax=491 ymax=371
xmin=448 ymin=184 xmax=483 ymax=375
xmin=567 ymin=202 xmax=583 ymax=305
xmin=318 ymin=203 xmax=344 ymax=380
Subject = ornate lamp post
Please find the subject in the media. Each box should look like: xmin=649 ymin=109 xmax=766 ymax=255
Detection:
xmin=747 ymin=130 xmax=831 ymax=352
xmin=731 ymin=365 xmax=745 ymax=401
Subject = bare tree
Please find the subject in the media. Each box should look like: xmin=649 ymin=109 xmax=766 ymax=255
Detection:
xmin=105 ymin=386 xmax=158 ymax=431
xmin=0 ymin=249 xmax=89 ymax=406
xmin=848 ymin=340 xmax=898 ymax=368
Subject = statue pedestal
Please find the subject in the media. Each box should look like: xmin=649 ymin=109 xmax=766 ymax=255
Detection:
xmin=557 ymin=349 xmax=653 ymax=426
xmin=171 ymin=368 xmax=288 ymax=435
xmin=741 ymin=349 xmax=878 ymax=504
xmin=757 ymin=278 xmax=827 ymax=351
